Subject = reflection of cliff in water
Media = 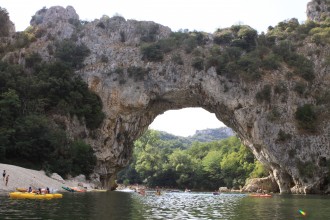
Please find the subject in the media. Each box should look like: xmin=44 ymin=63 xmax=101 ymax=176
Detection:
xmin=232 ymin=194 xmax=330 ymax=220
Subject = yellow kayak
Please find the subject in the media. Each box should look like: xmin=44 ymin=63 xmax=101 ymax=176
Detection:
xmin=9 ymin=192 xmax=63 ymax=199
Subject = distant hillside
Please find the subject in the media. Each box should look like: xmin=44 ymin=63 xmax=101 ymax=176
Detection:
xmin=189 ymin=127 xmax=234 ymax=142
xmin=157 ymin=127 xmax=234 ymax=149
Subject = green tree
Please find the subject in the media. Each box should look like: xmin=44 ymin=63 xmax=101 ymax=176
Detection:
xmin=168 ymin=149 xmax=199 ymax=187
xmin=70 ymin=140 xmax=97 ymax=178
xmin=201 ymin=150 xmax=223 ymax=188
xmin=295 ymin=104 xmax=317 ymax=132
xmin=55 ymin=39 xmax=90 ymax=69
xmin=0 ymin=89 xmax=21 ymax=127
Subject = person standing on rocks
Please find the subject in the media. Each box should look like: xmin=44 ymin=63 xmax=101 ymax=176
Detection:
xmin=5 ymin=175 xmax=9 ymax=186
xmin=2 ymin=170 xmax=5 ymax=181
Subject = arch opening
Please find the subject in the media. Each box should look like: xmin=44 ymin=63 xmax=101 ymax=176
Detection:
xmin=115 ymin=107 xmax=278 ymax=192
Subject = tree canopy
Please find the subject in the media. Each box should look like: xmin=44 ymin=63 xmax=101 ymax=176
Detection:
xmin=117 ymin=130 xmax=268 ymax=190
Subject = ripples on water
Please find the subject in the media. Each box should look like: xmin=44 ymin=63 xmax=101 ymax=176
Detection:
xmin=1 ymin=191 xmax=330 ymax=219
xmin=138 ymin=192 xmax=244 ymax=220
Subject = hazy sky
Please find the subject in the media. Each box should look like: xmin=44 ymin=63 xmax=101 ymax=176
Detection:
xmin=3 ymin=0 xmax=310 ymax=33
xmin=1 ymin=0 xmax=311 ymax=136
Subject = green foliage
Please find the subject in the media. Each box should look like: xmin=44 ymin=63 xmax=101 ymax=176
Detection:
xmin=256 ymin=85 xmax=272 ymax=103
xmin=276 ymin=129 xmax=292 ymax=142
xmin=294 ymin=82 xmax=307 ymax=96
xmin=324 ymin=55 xmax=330 ymax=67
xmin=297 ymin=160 xmax=316 ymax=179
xmin=171 ymin=53 xmax=184 ymax=65
xmin=214 ymin=25 xmax=257 ymax=51
xmin=218 ymin=141 xmax=256 ymax=188
xmin=310 ymin=27 xmax=330 ymax=44
xmin=236 ymin=53 xmax=261 ymax=81
xmin=316 ymin=89 xmax=330 ymax=106
xmin=70 ymin=140 xmax=97 ymax=178
xmin=261 ymin=53 xmax=281 ymax=70
xmin=237 ymin=26 xmax=258 ymax=49
xmin=0 ymin=58 xmax=104 ymax=177
xmin=295 ymin=104 xmax=317 ymax=132
xmin=117 ymin=131 xmax=267 ymax=190
xmin=266 ymin=19 xmax=330 ymax=82
xmin=127 ymin=66 xmax=149 ymax=81
xmin=287 ymin=53 xmax=315 ymax=81
xmin=13 ymin=32 xmax=35 ymax=49
xmin=274 ymin=81 xmax=288 ymax=94
xmin=139 ymin=23 xmax=160 ymax=43
xmin=141 ymin=44 xmax=163 ymax=62
xmin=213 ymin=29 xmax=233 ymax=45
xmin=25 ymin=52 xmax=42 ymax=68
xmin=249 ymin=161 xmax=268 ymax=178
xmin=267 ymin=108 xmax=280 ymax=122
xmin=55 ymin=39 xmax=90 ymax=69
xmin=192 ymin=57 xmax=204 ymax=71
xmin=157 ymin=38 xmax=178 ymax=53
xmin=207 ymin=28 xmax=285 ymax=82
xmin=139 ymin=30 xmax=207 ymax=62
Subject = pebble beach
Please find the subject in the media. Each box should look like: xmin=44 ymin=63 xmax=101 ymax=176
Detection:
xmin=0 ymin=163 xmax=93 ymax=194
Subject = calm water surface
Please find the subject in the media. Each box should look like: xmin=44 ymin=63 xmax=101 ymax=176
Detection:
xmin=0 ymin=191 xmax=329 ymax=219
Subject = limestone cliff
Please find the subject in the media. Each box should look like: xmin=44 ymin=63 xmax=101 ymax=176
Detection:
xmin=2 ymin=0 xmax=330 ymax=193
xmin=307 ymin=0 xmax=330 ymax=21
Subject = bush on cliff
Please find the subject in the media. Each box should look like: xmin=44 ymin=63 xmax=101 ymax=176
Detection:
xmin=55 ymin=39 xmax=90 ymax=69
xmin=295 ymin=104 xmax=317 ymax=132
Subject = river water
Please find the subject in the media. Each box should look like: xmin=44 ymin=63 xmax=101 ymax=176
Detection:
xmin=0 ymin=191 xmax=329 ymax=219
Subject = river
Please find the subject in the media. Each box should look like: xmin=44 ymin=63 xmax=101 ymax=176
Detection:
xmin=0 ymin=191 xmax=329 ymax=219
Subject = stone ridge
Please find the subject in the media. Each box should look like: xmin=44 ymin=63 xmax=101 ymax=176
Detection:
xmin=307 ymin=0 xmax=330 ymax=21
xmin=2 ymin=4 xmax=330 ymax=194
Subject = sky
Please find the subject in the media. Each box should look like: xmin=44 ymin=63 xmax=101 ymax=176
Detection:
xmin=1 ymin=0 xmax=311 ymax=136
xmin=2 ymin=0 xmax=310 ymax=33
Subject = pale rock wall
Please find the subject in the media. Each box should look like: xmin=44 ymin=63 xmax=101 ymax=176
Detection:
xmin=307 ymin=0 xmax=330 ymax=21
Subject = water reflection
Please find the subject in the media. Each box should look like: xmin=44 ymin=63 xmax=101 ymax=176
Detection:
xmin=0 ymin=191 xmax=145 ymax=220
xmin=137 ymin=192 xmax=245 ymax=220
xmin=232 ymin=194 xmax=330 ymax=220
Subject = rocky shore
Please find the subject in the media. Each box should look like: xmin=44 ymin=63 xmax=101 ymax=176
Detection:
xmin=0 ymin=163 xmax=95 ymax=194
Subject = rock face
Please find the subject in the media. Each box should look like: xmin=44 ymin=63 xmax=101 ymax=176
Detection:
xmin=242 ymin=176 xmax=279 ymax=193
xmin=307 ymin=0 xmax=330 ymax=21
xmin=3 ymin=1 xmax=330 ymax=194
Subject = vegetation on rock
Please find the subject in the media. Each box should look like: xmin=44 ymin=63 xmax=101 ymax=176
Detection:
xmin=0 ymin=36 xmax=103 ymax=178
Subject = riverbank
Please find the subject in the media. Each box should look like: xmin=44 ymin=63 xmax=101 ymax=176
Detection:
xmin=0 ymin=163 xmax=94 ymax=193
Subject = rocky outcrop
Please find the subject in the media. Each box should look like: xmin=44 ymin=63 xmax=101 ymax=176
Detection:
xmin=307 ymin=0 xmax=330 ymax=21
xmin=242 ymin=176 xmax=279 ymax=193
xmin=3 ymin=1 xmax=330 ymax=194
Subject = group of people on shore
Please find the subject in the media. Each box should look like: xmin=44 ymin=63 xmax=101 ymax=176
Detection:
xmin=3 ymin=170 xmax=9 ymax=186
xmin=27 ymin=186 xmax=50 ymax=194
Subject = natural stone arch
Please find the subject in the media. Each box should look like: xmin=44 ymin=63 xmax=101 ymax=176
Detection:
xmin=75 ymin=7 xmax=328 ymax=194
xmin=82 ymin=32 xmax=329 ymax=193
xmin=10 ymin=2 xmax=329 ymax=194
xmin=88 ymin=65 xmax=292 ymax=192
